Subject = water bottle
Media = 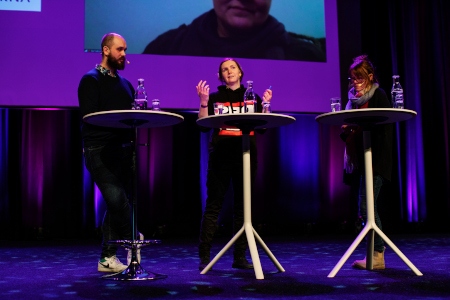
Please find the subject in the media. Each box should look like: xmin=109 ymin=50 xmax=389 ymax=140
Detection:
xmin=391 ymin=75 xmax=404 ymax=109
xmin=132 ymin=78 xmax=147 ymax=110
xmin=243 ymin=80 xmax=256 ymax=113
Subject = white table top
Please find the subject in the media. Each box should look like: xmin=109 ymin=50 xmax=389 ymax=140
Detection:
xmin=315 ymin=108 xmax=417 ymax=126
xmin=197 ymin=113 xmax=296 ymax=130
xmin=83 ymin=110 xmax=184 ymax=128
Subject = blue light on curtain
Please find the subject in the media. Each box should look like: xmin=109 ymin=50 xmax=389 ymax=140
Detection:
xmin=276 ymin=115 xmax=322 ymax=221
xmin=20 ymin=110 xmax=53 ymax=228
xmin=388 ymin=0 xmax=426 ymax=223
xmin=94 ymin=185 xmax=104 ymax=228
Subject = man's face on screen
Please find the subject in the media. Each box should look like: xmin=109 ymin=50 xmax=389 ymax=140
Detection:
xmin=213 ymin=0 xmax=272 ymax=37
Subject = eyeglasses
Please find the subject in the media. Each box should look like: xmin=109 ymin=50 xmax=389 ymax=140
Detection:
xmin=348 ymin=77 xmax=366 ymax=84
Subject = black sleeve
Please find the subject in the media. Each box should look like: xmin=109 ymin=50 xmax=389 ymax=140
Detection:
xmin=142 ymin=25 xmax=188 ymax=54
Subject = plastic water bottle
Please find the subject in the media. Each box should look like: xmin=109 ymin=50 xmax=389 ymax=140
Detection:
xmin=391 ymin=75 xmax=404 ymax=109
xmin=132 ymin=78 xmax=147 ymax=110
xmin=243 ymin=80 xmax=256 ymax=113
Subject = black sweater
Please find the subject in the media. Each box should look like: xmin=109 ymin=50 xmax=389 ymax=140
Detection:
xmin=143 ymin=9 xmax=325 ymax=62
xmin=78 ymin=68 xmax=135 ymax=147
xmin=351 ymin=88 xmax=394 ymax=181
xmin=201 ymin=84 xmax=262 ymax=156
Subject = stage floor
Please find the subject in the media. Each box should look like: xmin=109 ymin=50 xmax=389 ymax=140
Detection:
xmin=1 ymin=233 xmax=449 ymax=299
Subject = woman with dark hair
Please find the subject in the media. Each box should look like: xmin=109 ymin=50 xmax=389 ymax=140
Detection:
xmin=196 ymin=57 xmax=272 ymax=271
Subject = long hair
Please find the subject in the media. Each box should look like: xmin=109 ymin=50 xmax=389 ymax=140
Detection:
xmin=348 ymin=54 xmax=379 ymax=83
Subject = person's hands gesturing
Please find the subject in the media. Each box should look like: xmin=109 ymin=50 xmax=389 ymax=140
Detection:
xmin=196 ymin=80 xmax=210 ymax=106
xmin=262 ymin=88 xmax=272 ymax=103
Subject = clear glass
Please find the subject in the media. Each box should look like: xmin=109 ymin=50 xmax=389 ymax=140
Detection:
xmin=330 ymin=97 xmax=341 ymax=112
xmin=151 ymin=98 xmax=160 ymax=111
xmin=243 ymin=80 xmax=256 ymax=113
xmin=133 ymin=78 xmax=147 ymax=110
xmin=391 ymin=75 xmax=404 ymax=109
xmin=214 ymin=102 xmax=223 ymax=115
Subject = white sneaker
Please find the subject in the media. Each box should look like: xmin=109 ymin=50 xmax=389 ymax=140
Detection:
xmin=127 ymin=232 xmax=144 ymax=265
xmin=98 ymin=255 xmax=127 ymax=273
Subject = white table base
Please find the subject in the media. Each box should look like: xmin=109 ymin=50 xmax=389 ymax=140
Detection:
xmin=200 ymin=133 xmax=285 ymax=279
xmin=327 ymin=130 xmax=422 ymax=277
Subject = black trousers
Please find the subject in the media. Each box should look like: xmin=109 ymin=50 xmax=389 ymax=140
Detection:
xmin=199 ymin=140 xmax=257 ymax=260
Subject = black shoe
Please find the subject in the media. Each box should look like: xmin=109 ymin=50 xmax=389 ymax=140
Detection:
xmin=232 ymin=257 xmax=253 ymax=269
xmin=199 ymin=258 xmax=211 ymax=271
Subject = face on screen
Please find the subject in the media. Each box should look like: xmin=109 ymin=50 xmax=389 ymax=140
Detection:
xmin=213 ymin=0 xmax=272 ymax=36
xmin=84 ymin=1 xmax=325 ymax=60
xmin=2 ymin=0 xmax=340 ymax=112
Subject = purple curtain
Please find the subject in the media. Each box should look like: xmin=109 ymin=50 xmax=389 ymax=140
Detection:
xmin=359 ymin=0 xmax=450 ymax=227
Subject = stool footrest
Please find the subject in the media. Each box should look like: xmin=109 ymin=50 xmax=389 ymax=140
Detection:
xmin=108 ymin=239 xmax=162 ymax=248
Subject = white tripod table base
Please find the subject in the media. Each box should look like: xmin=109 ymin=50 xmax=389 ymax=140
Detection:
xmin=327 ymin=222 xmax=423 ymax=277
xmin=328 ymin=130 xmax=422 ymax=278
xmin=200 ymin=224 xmax=285 ymax=279
xmin=201 ymin=132 xmax=285 ymax=279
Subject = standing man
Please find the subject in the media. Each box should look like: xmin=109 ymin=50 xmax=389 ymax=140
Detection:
xmin=78 ymin=33 xmax=142 ymax=273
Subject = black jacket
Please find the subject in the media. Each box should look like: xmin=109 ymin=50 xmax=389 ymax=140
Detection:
xmin=143 ymin=9 xmax=325 ymax=62
xmin=346 ymin=88 xmax=394 ymax=181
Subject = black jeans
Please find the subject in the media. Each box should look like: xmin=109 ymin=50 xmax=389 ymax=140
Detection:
xmin=84 ymin=144 xmax=133 ymax=258
xmin=199 ymin=142 xmax=257 ymax=260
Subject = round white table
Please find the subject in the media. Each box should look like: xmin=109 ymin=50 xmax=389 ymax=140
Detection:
xmin=316 ymin=108 xmax=422 ymax=277
xmin=197 ymin=113 xmax=296 ymax=280
xmin=83 ymin=110 xmax=184 ymax=280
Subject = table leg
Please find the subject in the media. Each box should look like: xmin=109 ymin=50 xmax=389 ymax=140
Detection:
xmin=102 ymin=126 xmax=167 ymax=281
xmin=201 ymin=131 xmax=284 ymax=279
xmin=327 ymin=130 xmax=422 ymax=277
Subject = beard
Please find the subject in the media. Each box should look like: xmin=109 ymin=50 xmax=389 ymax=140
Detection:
xmin=107 ymin=55 xmax=125 ymax=70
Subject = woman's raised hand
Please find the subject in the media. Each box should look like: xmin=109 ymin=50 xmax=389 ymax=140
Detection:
xmin=196 ymin=80 xmax=210 ymax=105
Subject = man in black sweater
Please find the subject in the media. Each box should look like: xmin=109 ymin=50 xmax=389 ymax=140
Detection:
xmin=78 ymin=33 xmax=143 ymax=273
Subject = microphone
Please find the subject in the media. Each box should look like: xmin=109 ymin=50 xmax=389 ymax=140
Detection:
xmin=127 ymin=60 xmax=130 ymax=64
